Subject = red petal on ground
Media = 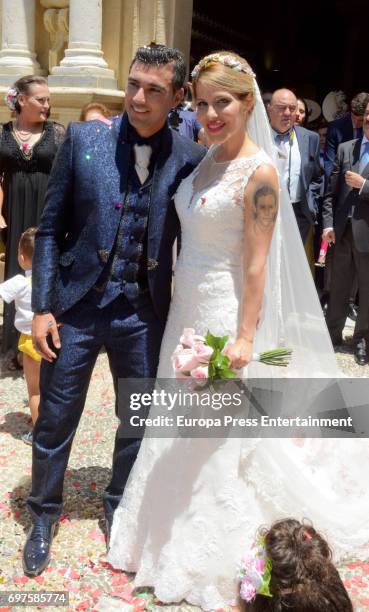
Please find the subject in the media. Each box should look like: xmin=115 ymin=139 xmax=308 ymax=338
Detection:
xmin=34 ymin=576 xmax=45 ymax=584
xmin=73 ymin=481 xmax=81 ymax=488
xmin=75 ymin=600 xmax=91 ymax=611
xmin=111 ymin=574 xmax=129 ymax=586
xmin=64 ymin=568 xmax=80 ymax=580
xmin=13 ymin=576 xmax=29 ymax=584
xmin=110 ymin=589 xmax=131 ymax=599
xmin=90 ymin=529 xmax=105 ymax=541
xmin=346 ymin=562 xmax=362 ymax=569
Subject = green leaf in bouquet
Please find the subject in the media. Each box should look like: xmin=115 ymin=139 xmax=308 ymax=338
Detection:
xmin=211 ymin=350 xmax=228 ymax=370
xmin=205 ymin=330 xmax=229 ymax=352
xmin=219 ymin=368 xmax=237 ymax=379
xmin=258 ymin=556 xmax=273 ymax=598
xmin=208 ymin=361 xmax=216 ymax=378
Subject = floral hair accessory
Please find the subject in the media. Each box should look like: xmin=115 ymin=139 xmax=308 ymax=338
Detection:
xmin=239 ymin=536 xmax=273 ymax=603
xmin=191 ymin=53 xmax=255 ymax=80
xmin=4 ymin=87 xmax=18 ymax=111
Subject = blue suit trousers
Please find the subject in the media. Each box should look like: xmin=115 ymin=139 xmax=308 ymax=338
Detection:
xmin=27 ymin=290 xmax=165 ymax=522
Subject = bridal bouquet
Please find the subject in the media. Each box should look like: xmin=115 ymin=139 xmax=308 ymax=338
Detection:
xmin=172 ymin=328 xmax=292 ymax=380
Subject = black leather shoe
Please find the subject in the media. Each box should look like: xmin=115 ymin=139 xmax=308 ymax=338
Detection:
xmin=354 ymin=339 xmax=368 ymax=366
xmin=22 ymin=521 xmax=58 ymax=577
xmin=348 ymin=303 xmax=358 ymax=322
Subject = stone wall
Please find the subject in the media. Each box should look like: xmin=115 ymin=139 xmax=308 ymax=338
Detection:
xmin=0 ymin=0 xmax=193 ymax=126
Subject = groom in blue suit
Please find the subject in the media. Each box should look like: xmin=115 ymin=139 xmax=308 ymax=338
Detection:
xmin=23 ymin=44 xmax=205 ymax=576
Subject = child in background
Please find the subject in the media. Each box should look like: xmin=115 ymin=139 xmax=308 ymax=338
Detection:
xmin=242 ymin=518 xmax=353 ymax=611
xmin=0 ymin=228 xmax=40 ymax=445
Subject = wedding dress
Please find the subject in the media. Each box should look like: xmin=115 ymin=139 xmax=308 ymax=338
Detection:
xmin=108 ymin=142 xmax=369 ymax=610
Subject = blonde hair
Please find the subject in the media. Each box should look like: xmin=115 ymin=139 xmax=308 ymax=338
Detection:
xmin=192 ymin=51 xmax=255 ymax=108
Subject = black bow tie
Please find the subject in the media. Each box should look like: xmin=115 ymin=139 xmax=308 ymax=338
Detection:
xmin=127 ymin=124 xmax=164 ymax=150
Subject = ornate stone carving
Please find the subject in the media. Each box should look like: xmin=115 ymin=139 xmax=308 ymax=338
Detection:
xmin=43 ymin=6 xmax=69 ymax=72
xmin=40 ymin=0 xmax=69 ymax=8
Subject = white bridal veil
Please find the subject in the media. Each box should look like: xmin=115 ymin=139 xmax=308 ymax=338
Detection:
xmin=248 ymin=79 xmax=339 ymax=378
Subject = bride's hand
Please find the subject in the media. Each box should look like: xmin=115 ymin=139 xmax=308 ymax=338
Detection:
xmin=223 ymin=338 xmax=253 ymax=370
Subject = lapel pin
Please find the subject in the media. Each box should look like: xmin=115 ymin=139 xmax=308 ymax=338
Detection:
xmin=114 ymin=202 xmax=122 ymax=209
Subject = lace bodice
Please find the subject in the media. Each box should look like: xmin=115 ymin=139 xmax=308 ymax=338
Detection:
xmin=175 ymin=146 xmax=273 ymax=270
xmin=0 ymin=121 xmax=65 ymax=174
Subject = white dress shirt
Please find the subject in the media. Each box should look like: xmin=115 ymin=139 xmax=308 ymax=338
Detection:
xmin=359 ymin=135 xmax=369 ymax=195
xmin=272 ymin=128 xmax=301 ymax=203
xmin=0 ymin=270 xmax=33 ymax=334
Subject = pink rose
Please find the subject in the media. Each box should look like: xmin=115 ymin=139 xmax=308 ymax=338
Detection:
xmin=179 ymin=328 xmax=196 ymax=347
xmin=179 ymin=328 xmax=205 ymax=348
xmin=193 ymin=342 xmax=213 ymax=362
xmin=255 ymin=557 xmax=266 ymax=573
xmin=172 ymin=344 xmax=185 ymax=356
xmin=172 ymin=349 xmax=201 ymax=374
xmin=241 ymin=552 xmax=254 ymax=569
xmin=190 ymin=365 xmax=209 ymax=379
xmin=240 ymin=580 xmax=257 ymax=602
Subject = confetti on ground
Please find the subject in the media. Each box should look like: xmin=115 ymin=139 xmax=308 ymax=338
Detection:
xmin=1 ymin=317 xmax=369 ymax=611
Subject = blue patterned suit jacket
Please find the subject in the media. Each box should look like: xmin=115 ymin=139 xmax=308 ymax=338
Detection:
xmin=32 ymin=114 xmax=205 ymax=321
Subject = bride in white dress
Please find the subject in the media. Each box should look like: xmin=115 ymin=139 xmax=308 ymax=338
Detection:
xmin=108 ymin=52 xmax=369 ymax=610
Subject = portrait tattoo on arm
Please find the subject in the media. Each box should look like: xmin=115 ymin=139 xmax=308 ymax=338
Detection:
xmin=252 ymin=184 xmax=278 ymax=231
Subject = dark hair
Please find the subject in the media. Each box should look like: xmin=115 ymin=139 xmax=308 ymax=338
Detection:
xmin=79 ymin=102 xmax=110 ymax=121
xmin=296 ymin=97 xmax=309 ymax=127
xmin=350 ymin=92 xmax=369 ymax=116
xmin=246 ymin=519 xmax=353 ymax=612
xmin=130 ymin=43 xmax=186 ymax=91
xmin=19 ymin=227 xmax=37 ymax=259
xmin=13 ymin=75 xmax=48 ymax=114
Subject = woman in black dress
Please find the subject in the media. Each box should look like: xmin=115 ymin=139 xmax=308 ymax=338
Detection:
xmin=0 ymin=75 xmax=65 ymax=364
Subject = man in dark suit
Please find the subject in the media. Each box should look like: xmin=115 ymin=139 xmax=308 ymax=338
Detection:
xmin=22 ymin=44 xmax=205 ymax=576
xmin=322 ymin=98 xmax=369 ymax=364
xmin=268 ymin=89 xmax=323 ymax=243
xmin=324 ymin=92 xmax=368 ymax=179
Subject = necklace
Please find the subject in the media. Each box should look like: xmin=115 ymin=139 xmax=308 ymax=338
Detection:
xmin=12 ymin=122 xmax=44 ymax=159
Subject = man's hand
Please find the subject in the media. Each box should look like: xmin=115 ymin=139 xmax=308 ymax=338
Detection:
xmin=0 ymin=214 xmax=7 ymax=229
xmin=322 ymin=228 xmax=335 ymax=244
xmin=32 ymin=313 xmax=61 ymax=362
xmin=345 ymin=171 xmax=365 ymax=190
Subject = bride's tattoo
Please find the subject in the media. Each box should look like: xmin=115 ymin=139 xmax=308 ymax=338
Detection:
xmin=252 ymin=185 xmax=278 ymax=231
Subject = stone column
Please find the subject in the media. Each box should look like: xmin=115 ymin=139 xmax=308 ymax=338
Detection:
xmin=0 ymin=0 xmax=43 ymax=86
xmin=49 ymin=0 xmax=117 ymax=89
xmin=118 ymin=0 xmax=193 ymax=89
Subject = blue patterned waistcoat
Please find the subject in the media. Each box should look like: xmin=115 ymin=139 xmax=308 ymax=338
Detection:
xmin=94 ymin=128 xmax=163 ymax=308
